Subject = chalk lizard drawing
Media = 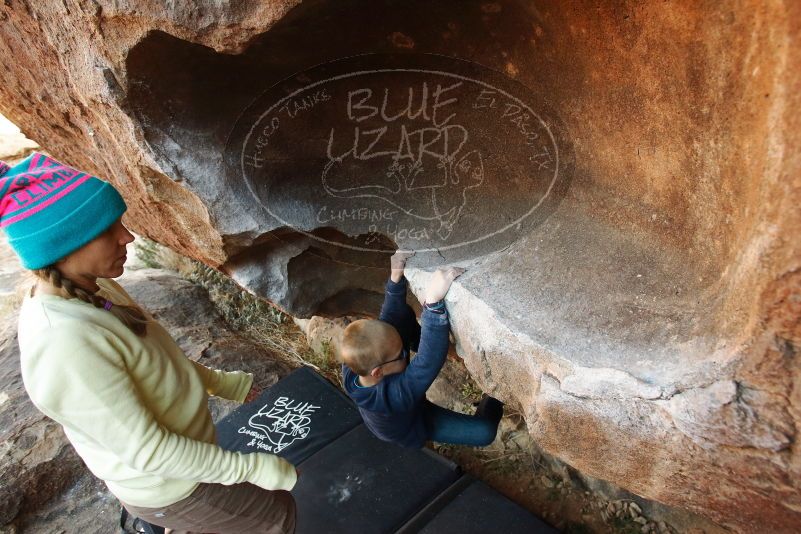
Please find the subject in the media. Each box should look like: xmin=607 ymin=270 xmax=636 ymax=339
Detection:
xmin=321 ymin=145 xmax=484 ymax=241
xmin=247 ymin=397 xmax=320 ymax=453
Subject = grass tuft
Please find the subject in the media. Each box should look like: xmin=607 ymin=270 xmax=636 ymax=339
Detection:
xmin=459 ymin=377 xmax=483 ymax=404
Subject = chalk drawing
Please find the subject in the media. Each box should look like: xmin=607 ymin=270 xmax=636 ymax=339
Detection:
xmin=240 ymin=396 xmax=321 ymax=453
xmin=228 ymin=54 xmax=571 ymax=260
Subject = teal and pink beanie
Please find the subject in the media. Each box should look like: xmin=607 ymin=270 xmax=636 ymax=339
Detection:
xmin=0 ymin=151 xmax=127 ymax=269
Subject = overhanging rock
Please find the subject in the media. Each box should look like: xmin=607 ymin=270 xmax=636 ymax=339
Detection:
xmin=0 ymin=1 xmax=799 ymax=531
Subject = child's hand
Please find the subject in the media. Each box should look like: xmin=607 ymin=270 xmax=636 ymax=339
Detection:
xmin=390 ymin=250 xmax=415 ymax=282
xmin=424 ymin=266 xmax=466 ymax=303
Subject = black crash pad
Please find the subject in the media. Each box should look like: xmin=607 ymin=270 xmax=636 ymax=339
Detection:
xmin=216 ymin=367 xmax=553 ymax=533
xmin=216 ymin=366 xmax=362 ymax=465
xmin=400 ymin=475 xmax=557 ymax=534
xmin=291 ymin=425 xmax=461 ymax=534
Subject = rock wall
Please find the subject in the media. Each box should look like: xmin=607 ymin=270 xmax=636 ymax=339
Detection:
xmin=0 ymin=1 xmax=799 ymax=531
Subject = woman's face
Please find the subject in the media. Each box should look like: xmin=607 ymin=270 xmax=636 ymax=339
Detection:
xmin=57 ymin=218 xmax=135 ymax=283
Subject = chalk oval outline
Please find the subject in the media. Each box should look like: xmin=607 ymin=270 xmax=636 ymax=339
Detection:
xmin=239 ymin=62 xmax=560 ymax=254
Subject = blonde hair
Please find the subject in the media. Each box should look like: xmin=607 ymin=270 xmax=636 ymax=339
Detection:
xmin=32 ymin=266 xmax=148 ymax=337
xmin=340 ymin=319 xmax=401 ymax=376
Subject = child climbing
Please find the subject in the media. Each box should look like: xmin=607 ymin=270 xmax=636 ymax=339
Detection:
xmin=340 ymin=250 xmax=504 ymax=448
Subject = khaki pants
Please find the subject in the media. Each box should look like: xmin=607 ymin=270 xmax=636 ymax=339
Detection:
xmin=121 ymin=482 xmax=296 ymax=534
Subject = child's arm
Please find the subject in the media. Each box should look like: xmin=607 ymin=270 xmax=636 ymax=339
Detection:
xmin=379 ymin=251 xmax=420 ymax=351
xmin=390 ymin=250 xmax=415 ymax=284
xmin=386 ymin=267 xmax=465 ymax=407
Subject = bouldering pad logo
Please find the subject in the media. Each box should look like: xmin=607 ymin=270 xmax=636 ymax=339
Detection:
xmin=227 ymin=53 xmax=572 ymax=264
xmin=239 ymin=396 xmax=321 ymax=453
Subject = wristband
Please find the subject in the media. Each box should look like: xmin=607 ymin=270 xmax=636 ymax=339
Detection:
xmin=424 ymin=300 xmax=446 ymax=313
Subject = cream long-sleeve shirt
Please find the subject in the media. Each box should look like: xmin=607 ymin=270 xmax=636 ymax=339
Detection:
xmin=17 ymin=277 xmax=297 ymax=508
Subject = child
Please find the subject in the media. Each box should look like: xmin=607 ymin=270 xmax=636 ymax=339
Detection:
xmin=340 ymin=250 xmax=503 ymax=449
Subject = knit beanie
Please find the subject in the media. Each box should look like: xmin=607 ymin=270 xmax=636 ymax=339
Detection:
xmin=0 ymin=151 xmax=127 ymax=269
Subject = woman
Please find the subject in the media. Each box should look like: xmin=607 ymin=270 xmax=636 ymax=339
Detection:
xmin=2 ymin=152 xmax=297 ymax=534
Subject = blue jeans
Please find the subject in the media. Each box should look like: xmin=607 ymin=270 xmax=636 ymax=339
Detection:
xmin=422 ymin=398 xmax=503 ymax=447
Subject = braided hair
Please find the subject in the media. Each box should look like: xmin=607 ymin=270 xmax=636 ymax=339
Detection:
xmin=32 ymin=266 xmax=148 ymax=337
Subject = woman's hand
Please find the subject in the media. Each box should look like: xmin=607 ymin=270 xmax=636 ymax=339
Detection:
xmin=244 ymin=384 xmax=262 ymax=403
xmin=390 ymin=250 xmax=415 ymax=283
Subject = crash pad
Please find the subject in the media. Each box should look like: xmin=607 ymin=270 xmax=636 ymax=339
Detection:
xmin=216 ymin=366 xmax=362 ymax=465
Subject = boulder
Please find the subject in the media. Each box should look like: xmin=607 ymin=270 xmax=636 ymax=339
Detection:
xmin=0 ymin=1 xmax=799 ymax=531
xmin=0 ymin=313 xmax=84 ymax=527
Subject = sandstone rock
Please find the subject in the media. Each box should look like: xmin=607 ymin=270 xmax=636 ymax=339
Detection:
xmin=0 ymin=311 xmax=84 ymax=527
xmin=293 ymin=315 xmax=354 ymax=363
xmin=0 ymin=1 xmax=799 ymax=531
xmin=10 ymin=471 xmax=121 ymax=534
xmin=660 ymin=380 xmax=794 ymax=451
xmin=0 ymin=236 xmax=26 ymax=303
xmin=560 ymin=366 xmax=662 ymax=401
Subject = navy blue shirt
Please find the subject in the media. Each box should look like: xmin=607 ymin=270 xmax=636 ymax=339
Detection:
xmin=342 ymin=275 xmax=450 ymax=448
